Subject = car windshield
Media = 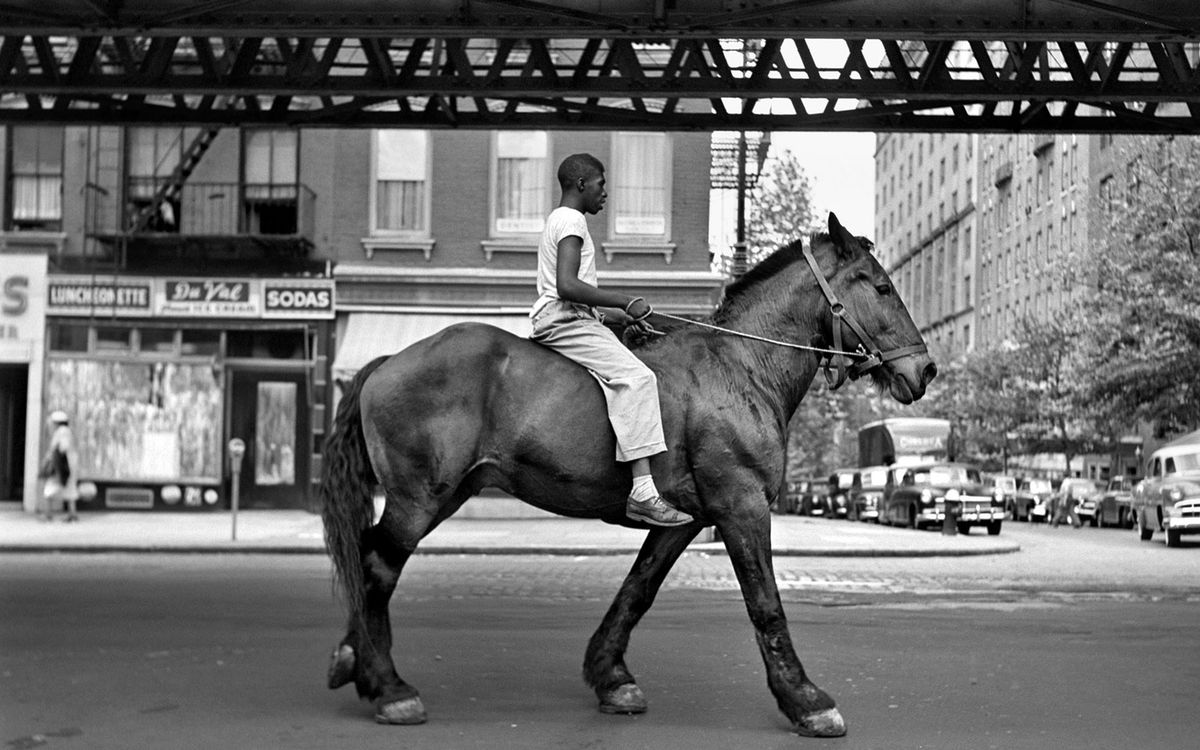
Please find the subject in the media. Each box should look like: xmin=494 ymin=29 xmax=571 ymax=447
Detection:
xmin=1024 ymin=479 xmax=1052 ymax=493
xmin=836 ymin=472 xmax=855 ymax=487
xmin=862 ymin=469 xmax=888 ymax=487
xmin=924 ymin=466 xmax=980 ymax=485
xmin=1168 ymin=451 xmax=1200 ymax=473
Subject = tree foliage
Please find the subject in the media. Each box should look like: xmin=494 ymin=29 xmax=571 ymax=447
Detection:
xmin=1078 ymin=135 xmax=1200 ymax=437
xmin=746 ymin=147 xmax=818 ymax=264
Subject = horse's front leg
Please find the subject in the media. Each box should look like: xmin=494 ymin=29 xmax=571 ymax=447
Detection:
xmin=717 ymin=502 xmax=847 ymax=738
xmin=583 ymin=523 xmax=702 ymax=713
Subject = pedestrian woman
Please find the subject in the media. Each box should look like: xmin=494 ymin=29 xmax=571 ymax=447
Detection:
xmin=39 ymin=409 xmax=80 ymax=522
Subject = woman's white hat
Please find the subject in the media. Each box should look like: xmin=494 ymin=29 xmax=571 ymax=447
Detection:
xmin=49 ymin=410 xmax=69 ymax=424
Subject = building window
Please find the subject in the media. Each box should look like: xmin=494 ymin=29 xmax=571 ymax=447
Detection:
xmin=243 ymin=129 xmax=299 ymax=234
xmin=8 ymin=126 xmax=63 ymax=231
xmin=611 ymin=132 xmax=669 ymax=237
xmin=492 ymin=130 xmax=550 ymax=235
xmin=372 ymin=130 xmax=429 ymax=234
xmin=127 ymin=126 xmax=200 ymax=232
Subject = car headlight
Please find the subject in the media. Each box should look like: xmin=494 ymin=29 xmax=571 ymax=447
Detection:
xmin=921 ymin=489 xmax=933 ymax=505
xmin=945 ymin=488 xmax=961 ymax=501
xmin=1168 ymin=488 xmax=1184 ymax=502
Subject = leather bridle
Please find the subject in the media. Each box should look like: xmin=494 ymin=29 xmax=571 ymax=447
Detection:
xmin=801 ymin=244 xmax=928 ymax=390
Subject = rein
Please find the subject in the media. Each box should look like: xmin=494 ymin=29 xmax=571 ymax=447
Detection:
xmin=651 ymin=241 xmax=927 ymax=389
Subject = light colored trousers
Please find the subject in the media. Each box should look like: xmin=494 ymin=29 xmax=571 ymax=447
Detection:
xmin=531 ymin=300 xmax=667 ymax=462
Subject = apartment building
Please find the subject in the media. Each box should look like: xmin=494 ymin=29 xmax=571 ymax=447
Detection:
xmin=873 ymin=132 xmax=978 ymax=358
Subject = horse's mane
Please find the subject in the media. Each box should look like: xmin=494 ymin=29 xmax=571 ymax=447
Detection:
xmin=710 ymin=233 xmax=831 ymax=323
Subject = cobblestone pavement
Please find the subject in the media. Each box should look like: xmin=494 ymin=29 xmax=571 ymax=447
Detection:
xmin=391 ymin=522 xmax=1200 ymax=606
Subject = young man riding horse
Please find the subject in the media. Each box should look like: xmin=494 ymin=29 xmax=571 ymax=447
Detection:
xmin=530 ymin=153 xmax=692 ymax=527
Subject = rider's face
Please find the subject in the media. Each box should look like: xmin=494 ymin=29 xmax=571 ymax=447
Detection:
xmin=580 ymin=172 xmax=607 ymax=214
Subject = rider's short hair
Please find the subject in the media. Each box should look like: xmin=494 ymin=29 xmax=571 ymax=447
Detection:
xmin=558 ymin=153 xmax=605 ymax=189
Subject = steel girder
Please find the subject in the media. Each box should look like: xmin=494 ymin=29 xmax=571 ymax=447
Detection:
xmin=1 ymin=1 xmax=1200 ymax=132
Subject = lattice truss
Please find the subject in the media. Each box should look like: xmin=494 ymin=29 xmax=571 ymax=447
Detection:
xmin=1 ymin=5 xmax=1199 ymax=131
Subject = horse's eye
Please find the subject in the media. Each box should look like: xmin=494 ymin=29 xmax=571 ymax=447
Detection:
xmin=876 ymin=284 xmax=892 ymax=296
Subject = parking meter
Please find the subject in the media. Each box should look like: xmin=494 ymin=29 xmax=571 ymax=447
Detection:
xmin=228 ymin=438 xmax=246 ymax=540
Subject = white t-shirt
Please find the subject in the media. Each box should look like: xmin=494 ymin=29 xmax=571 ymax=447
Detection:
xmin=532 ymin=206 xmax=599 ymax=318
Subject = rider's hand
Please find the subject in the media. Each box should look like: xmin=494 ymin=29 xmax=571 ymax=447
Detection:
xmin=624 ymin=297 xmax=652 ymax=321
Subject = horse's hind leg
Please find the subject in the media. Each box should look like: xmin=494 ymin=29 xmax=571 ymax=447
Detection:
xmin=583 ymin=524 xmax=701 ymax=714
xmin=328 ymin=490 xmax=440 ymax=725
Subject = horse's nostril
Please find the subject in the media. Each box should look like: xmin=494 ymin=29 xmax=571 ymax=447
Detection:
xmin=923 ymin=362 xmax=938 ymax=384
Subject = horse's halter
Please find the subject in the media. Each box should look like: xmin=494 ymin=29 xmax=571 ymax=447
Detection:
xmin=801 ymin=243 xmax=928 ymax=390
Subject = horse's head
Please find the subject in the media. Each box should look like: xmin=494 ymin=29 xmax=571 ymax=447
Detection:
xmin=810 ymin=212 xmax=937 ymax=404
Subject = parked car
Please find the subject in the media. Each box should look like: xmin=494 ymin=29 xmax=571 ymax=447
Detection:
xmin=1028 ymin=493 xmax=1051 ymax=523
xmin=1131 ymin=430 xmax=1200 ymax=547
xmin=1056 ymin=477 xmax=1104 ymax=526
xmin=828 ymin=468 xmax=857 ymax=519
xmin=848 ymin=466 xmax=888 ymax=522
xmin=984 ymin=474 xmax=1017 ymax=513
xmin=880 ymin=461 xmax=1004 ymax=534
xmin=1011 ymin=476 xmax=1054 ymax=522
xmin=1096 ymin=474 xmax=1137 ymax=529
xmin=799 ymin=479 xmax=832 ymax=517
xmin=777 ymin=477 xmax=830 ymax=516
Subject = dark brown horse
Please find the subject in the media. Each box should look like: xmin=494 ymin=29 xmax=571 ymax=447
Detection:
xmin=321 ymin=213 xmax=936 ymax=738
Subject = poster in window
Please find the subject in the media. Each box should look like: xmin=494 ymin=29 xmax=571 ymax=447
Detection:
xmin=255 ymin=382 xmax=296 ymax=486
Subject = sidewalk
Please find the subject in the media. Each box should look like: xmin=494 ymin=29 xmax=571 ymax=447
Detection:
xmin=0 ymin=505 xmax=1018 ymax=557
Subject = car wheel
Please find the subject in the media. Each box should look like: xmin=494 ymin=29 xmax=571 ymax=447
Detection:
xmin=1166 ymin=527 xmax=1182 ymax=547
xmin=957 ymin=522 xmax=971 ymax=535
xmin=908 ymin=505 xmax=918 ymax=530
xmin=1136 ymin=511 xmax=1154 ymax=541
xmin=987 ymin=521 xmax=1002 ymax=536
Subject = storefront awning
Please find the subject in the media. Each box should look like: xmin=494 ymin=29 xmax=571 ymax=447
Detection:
xmin=332 ymin=312 xmax=531 ymax=382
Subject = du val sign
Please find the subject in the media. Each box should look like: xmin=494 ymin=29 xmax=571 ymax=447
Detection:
xmin=158 ymin=278 xmax=259 ymax=317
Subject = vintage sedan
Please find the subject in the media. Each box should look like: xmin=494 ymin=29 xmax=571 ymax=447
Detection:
xmin=828 ymin=468 xmax=857 ymax=520
xmin=880 ymin=462 xmax=1004 ymax=534
xmin=1011 ymin=476 xmax=1055 ymax=522
xmin=1132 ymin=430 xmax=1200 ymax=547
xmin=848 ymin=466 xmax=889 ymax=522
xmin=1058 ymin=477 xmax=1104 ymax=526
xmin=1096 ymin=474 xmax=1137 ymax=529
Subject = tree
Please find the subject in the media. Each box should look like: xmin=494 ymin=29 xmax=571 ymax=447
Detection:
xmin=1079 ymin=135 xmax=1200 ymax=437
xmin=746 ymin=147 xmax=819 ymax=263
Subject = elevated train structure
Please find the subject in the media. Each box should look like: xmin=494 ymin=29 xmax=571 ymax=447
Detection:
xmin=1 ymin=1 xmax=1200 ymax=131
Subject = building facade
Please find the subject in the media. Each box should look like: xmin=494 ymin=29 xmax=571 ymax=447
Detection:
xmin=873 ymin=132 xmax=978 ymax=358
xmin=0 ymin=125 xmax=721 ymax=513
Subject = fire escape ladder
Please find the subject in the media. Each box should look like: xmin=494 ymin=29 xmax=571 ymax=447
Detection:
xmin=127 ymin=127 xmax=221 ymax=233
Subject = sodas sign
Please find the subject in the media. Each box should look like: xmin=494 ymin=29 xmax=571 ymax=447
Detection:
xmin=263 ymin=281 xmax=335 ymax=319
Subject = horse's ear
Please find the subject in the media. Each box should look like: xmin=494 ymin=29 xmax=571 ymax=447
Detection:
xmin=827 ymin=212 xmax=856 ymax=257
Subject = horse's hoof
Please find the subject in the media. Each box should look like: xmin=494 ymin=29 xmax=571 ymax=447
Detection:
xmin=597 ymin=683 xmax=647 ymax=714
xmin=795 ymin=707 xmax=846 ymax=737
xmin=327 ymin=644 xmax=356 ymax=689
xmin=375 ymin=696 xmax=427 ymax=725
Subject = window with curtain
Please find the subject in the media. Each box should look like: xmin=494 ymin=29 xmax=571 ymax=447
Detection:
xmin=374 ymin=130 xmax=428 ymax=233
xmin=493 ymin=131 xmax=549 ymax=234
xmin=612 ymin=132 xmax=669 ymax=236
xmin=9 ymin=126 xmax=63 ymax=229
xmin=244 ymin=129 xmax=298 ymax=201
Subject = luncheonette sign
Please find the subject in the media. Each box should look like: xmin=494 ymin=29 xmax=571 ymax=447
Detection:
xmin=46 ymin=276 xmax=334 ymax=319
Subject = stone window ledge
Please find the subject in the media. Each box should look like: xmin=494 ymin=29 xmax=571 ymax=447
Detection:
xmin=600 ymin=240 xmax=676 ymax=264
xmin=361 ymin=236 xmax=436 ymax=261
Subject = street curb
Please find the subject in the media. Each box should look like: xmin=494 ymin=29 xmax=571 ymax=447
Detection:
xmin=0 ymin=542 xmax=1021 ymax=557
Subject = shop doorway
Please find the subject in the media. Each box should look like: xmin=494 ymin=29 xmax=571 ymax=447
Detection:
xmin=227 ymin=369 xmax=309 ymax=509
xmin=0 ymin=364 xmax=29 ymax=501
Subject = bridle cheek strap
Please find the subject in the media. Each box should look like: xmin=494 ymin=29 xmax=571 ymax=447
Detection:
xmin=802 ymin=245 xmax=927 ymax=390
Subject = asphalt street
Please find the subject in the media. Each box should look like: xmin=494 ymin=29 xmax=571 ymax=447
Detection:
xmin=2 ymin=522 xmax=1198 ymax=750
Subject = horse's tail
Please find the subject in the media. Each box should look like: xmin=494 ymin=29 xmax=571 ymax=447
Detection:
xmin=320 ymin=354 xmax=390 ymax=623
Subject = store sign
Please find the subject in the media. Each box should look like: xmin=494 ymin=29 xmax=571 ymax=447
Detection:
xmin=0 ymin=254 xmax=47 ymax=361
xmin=262 ymin=280 xmax=335 ymax=319
xmin=47 ymin=276 xmax=153 ymax=317
xmin=45 ymin=275 xmax=334 ymax=320
xmin=158 ymin=278 xmax=260 ymax=317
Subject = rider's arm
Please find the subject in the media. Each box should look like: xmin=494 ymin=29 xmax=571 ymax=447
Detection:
xmin=555 ymin=235 xmax=650 ymax=318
